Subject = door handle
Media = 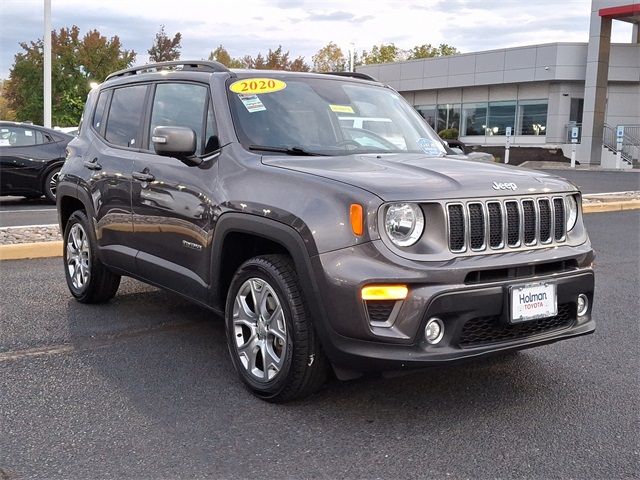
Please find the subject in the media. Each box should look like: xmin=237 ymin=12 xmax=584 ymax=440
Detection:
xmin=83 ymin=158 xmax=102 ymax=170
xmin=132 ymin=171 xmax=155 ymax=182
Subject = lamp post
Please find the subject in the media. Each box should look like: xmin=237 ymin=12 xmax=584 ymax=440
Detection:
xmin=43 ymin=0 xmax=52 ymax=128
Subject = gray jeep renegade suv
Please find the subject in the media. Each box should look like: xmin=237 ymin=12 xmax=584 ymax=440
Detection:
xmin=57 ymin=61 xmax=595 ymax=402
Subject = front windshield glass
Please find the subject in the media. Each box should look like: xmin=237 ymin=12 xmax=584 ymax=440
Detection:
xmin=227 ymin=74 xmax=447 ymax=157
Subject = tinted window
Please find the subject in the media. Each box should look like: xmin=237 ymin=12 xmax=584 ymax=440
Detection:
xmin=149 ymin=83 xmax=209 ymax=155
xmin=105 ymin=85 xmax=147 ymax=147
xmin=93 ymin=90 xmax=110 ymax=133
xmin=0 ymin=126 xmax=45 ymax=147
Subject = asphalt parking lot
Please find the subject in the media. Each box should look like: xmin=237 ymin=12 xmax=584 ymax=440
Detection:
xmin=0 ymin=211 xmax=639 ymax=479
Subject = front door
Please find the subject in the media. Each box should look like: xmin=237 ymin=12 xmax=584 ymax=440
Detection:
xmin=131 ymin=81 xmax=220 ymax=301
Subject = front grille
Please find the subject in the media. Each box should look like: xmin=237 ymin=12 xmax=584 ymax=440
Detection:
xmin=447 ymin=195 xmax=567 ymax=253
xmin=459 ymin=303 xmax=574 ymax=348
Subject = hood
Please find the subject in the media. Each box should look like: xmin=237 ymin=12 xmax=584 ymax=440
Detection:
xmin=262 ymin=153 xmax=577 ymax=201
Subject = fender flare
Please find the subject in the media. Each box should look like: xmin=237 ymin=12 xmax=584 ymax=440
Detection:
xmin=210 ymin=212 xmax=334 ymax=346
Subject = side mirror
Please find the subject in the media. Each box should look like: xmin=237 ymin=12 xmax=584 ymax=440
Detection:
xmin=151 ymin=126 xmax=201 ymax=165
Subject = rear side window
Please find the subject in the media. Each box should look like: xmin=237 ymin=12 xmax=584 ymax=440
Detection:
xmin=105 ymin=85 xmax=147 ymax=148
xmin=92 ymin=90 xmax=110 ymax=133
xmin=148 ymin=83 xmax=209 ymax=155
xmin=0 ymin=126 xmax=45 ymax=147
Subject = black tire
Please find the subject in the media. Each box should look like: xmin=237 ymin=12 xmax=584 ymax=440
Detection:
xmin=43 ymin=166 xmax=61 ymax=203
xmin=63 ymin=210 xmax=121 ymax=303
xmin=225 ymin=254 xmax=327 ymax=403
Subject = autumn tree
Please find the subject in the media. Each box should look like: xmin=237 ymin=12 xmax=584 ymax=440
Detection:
xmin=0 ymin=80 xmax=17 ymax=121
xmin=208 ymin=45 xmax=244 ymax=68
xmin=407 ymin=43 xmax=459 ymax=60
xmin=5 ymin=26 xmax=135 ymax=126
xmin=312 ymin=42 xmax=347 ymax=72
xmin=360 ymin=43 xmax=404 ymax=65
xmin=217 ymin=45 xmax=309 ymax=71
xmin=148 ymin=25 xmax=181 ymax=62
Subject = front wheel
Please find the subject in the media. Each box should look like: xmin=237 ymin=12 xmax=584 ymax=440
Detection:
xmin=225 ymin=255 xmax=327 ymax=403
xmin=63 ymin=210 xmax=121 ymax=303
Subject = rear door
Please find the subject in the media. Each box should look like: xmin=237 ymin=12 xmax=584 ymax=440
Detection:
xmin=87 ymin=84 xmax=149 ymax=270
xmin=131 ymin=81 xmax=219 ymax=301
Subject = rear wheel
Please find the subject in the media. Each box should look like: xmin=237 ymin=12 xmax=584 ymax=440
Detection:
xmin=225 ymin=254 xmax=327 ymax=403
xmin=63 ymin=210 xmax=121 ymax=303
xmin=43 ymin=166 xmax=61 ymax=203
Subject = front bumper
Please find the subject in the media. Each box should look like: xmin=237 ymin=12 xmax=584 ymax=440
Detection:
xmin=311 ymin=240 xmax=595 ymax=372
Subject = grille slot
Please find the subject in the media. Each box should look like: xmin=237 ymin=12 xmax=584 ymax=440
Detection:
xmin=505 ymin=201 xmax=520 ymax=247
xmin=538 ymin=198 xmax=552 ymax=243
xmin=487 ymin=202 xmax=503 ymax=248
xmin=446 ymin=195 xmax=569 ymax=254
xmin=448 ymin=204 xmax=465 ymax=251
xmin=554 ymin=198 xmax=565 ymax=240
xmin=468 ymin=203 xmax=485 ymax=250
xmin=459 ymin=303 xmax=574 ymax=348
xmin=522 ymin=200 xmax=536 ymax=244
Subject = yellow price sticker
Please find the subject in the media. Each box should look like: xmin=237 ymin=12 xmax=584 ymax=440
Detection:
xmin=229 ymin=78 xmax=286 ymax=95
xmin=329 ymin=104 xmax=355 ymax=114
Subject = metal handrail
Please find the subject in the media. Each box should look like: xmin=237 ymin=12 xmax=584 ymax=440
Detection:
xmin=105 ymin=60 xmax=231 ymax=81
xmin=603 ymin=124 xmax=639 ymax=165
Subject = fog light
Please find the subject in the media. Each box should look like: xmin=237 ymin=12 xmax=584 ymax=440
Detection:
xmin=577 ymin=294 xmax=589 ymax=316
xmin=425 ymin=317 xmax=444 ymax=344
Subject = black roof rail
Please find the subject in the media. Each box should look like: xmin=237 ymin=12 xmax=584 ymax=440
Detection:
xmin=105 ymin=60 xmax=231 ymax=81
xmin=321 ymin=71 xmax=378 ymax=82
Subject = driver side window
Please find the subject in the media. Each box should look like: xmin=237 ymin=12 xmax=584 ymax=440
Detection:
xmin=148 ymin=83 xmax=210 ymax=155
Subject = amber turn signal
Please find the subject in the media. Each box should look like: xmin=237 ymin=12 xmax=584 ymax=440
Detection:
xmin=361 ymin=285 xmax=408 ymax=301
xmin=350 ymin=203 xmax=364 ymax=236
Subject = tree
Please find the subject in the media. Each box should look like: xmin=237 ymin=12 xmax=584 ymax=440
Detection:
xmin=208 ymin=45 xmax=244 ymax=68
xmin=6 ymin=26 xmax=135 ymax=126
xmin=361 ymin=43 xmax=404 ymax=65
xmin=148 ymin=25 xmax=181 ymax=62
xmin=407 ymin=43 xmax=459 ymax=60
xmin=0 ymin=80 xmax=17 ymax=120
xmin=312 ymin=42 xmax=347 ymax=72
xmin=234 ymin=46 xmax=309 ymax=71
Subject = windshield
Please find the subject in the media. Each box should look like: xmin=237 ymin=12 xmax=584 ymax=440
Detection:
xmin=227 ymin=74 xmax=446 ymax=157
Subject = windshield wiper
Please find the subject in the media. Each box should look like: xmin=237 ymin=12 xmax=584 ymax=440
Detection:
xmin=248 ymin=144 xmax=327 ymax=156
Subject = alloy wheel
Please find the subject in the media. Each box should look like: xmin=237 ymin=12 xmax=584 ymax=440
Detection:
xmin=48 ymin=170 xmax=59 ymax=199
xmin=232 ymin=278 xmax=288 ymax=382
xmin=66 ymin=223 xmax=90 ymax=290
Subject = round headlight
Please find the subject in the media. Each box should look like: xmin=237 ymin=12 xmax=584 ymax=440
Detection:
xmin=565 ymin=195 xmax=578 ymax=231
xmin=384 ymin=203 xmax=425 ymax=247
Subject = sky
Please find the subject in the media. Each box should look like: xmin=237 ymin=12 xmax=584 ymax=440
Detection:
xmin=0 ymin=0 xmax=635 ymax=79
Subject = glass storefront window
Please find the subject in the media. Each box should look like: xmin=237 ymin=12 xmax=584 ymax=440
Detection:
xmin=415 ymin=105 xmax=437 ymax=130
xmin=486 ymin=101 xmax=516 ymax=136
xmin=517 ymin=100 xmax=548 ymax=135
xmin=462 ymin=102 xmax=487 ymax=136
xmin=436 ymin=103 xmax=461 ymax=133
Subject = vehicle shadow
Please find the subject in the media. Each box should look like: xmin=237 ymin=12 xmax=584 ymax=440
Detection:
xmin=0 ymin=196 xmax=52 ymax=207
xmin=64 ymin=282 xmax=570 ymax=431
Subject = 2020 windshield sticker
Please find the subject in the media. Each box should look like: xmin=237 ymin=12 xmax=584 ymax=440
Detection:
xmin=238 ymin=94 xmax=266 ymax=113
xmin=229 ymin=78 xmax=286 ymax=95
xmin=417 ymin=137 xmax=441 ymax=156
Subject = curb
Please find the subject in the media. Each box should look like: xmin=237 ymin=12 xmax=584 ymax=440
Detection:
xmin=0 ymin=241 xmax=63 ymax=261
xmin=583 ymin=199 xmax=640 ymax=213
xmin=1 ymin=196 xmax=639 ymax=261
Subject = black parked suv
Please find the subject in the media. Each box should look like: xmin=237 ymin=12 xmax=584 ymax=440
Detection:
xmin=57 ymin=61 xmax=595 ymax=402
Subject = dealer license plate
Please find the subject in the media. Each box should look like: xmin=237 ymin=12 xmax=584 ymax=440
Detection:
xmin=510 ymin=282 xmax=557 ymax=323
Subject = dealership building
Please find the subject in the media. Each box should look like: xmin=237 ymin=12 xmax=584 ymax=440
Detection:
xmin=357 ymin=1 xmax=640 ymax=167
